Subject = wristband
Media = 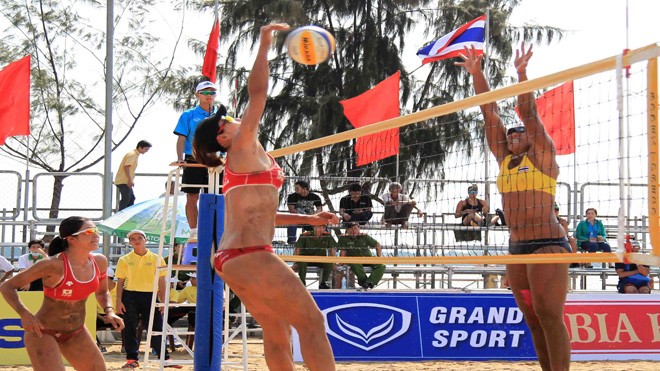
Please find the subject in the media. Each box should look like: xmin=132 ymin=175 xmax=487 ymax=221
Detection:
xmin=104 ymin=306 xmax=114 ymax=313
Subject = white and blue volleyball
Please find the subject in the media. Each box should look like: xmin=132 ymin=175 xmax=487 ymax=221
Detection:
xmin=285 ymin=25 xmax=336 ymax=65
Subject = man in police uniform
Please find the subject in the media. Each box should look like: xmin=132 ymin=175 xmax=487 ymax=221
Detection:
xmin=115 ymin=230 xmax=168 ymax=368
xmin=336 ymin=223 xmax=385 ymax=290
xmin=293 ymin=225 xmax=336 ymax=289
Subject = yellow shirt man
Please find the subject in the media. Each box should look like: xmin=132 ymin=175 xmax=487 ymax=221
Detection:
xmin=114 ymin=141 xmax=151 ymax=211
xmin=115 ymin=250 xmax=166 ymax=292
xmin=177 ymin=273 xmax=197 ymax=303
xmin=176 ymin=285 xmax=197 ymax=303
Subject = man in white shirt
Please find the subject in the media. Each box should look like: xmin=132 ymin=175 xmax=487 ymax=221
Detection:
xmin=0 ymin=255 xmax=14 ymax=283
xmin=381 ymin=182 xmax=423 ymax=228
xmin=17 ymin=239 xmax=48 ymax=290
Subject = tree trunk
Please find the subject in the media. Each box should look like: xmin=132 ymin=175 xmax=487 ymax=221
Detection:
xmin=44 ymin=175 xmax=68 ymax=241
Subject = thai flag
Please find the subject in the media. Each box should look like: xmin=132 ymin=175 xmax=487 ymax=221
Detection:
xmin=416 ymin=15 xmax=486 ymax=65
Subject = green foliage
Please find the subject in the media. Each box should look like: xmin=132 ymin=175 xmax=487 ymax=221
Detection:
xmin=0 ymin=0 xmax=173 ymax=173
xmin=167 ymin=0 xmax=562 ymax=199
xmin=0 ymin=0 xmax=178 ymax=219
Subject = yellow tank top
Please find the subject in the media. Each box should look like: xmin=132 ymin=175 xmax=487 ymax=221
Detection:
xmin=496 ymin=154 xmax=557 ymax=196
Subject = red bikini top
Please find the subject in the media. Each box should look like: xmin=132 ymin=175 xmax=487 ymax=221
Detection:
xmin=222 ymin=153 xmax=285 ymax=194
xmin=44 ymin=253 xmax=105 ymax=301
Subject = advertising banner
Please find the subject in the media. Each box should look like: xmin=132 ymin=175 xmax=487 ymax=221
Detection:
xmin=0 ymin=292 xmax=97 ymax=365
xmin=292 ymin=292 xmax=660 ymax=362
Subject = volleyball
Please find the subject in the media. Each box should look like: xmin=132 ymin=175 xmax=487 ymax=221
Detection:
xmin=285 ymin=25 xmax=336 ymax=65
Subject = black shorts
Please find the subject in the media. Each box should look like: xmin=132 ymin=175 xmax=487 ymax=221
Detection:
xmin=509 ymin=237 xmax=572 ymax=255
xmin=182 ymin=155 xmax=209 ymax=194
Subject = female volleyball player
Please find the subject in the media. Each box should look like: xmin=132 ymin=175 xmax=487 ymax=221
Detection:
xmin=457 ymin=43 xmax=571 ymax=370
xmin=0 ymin=216 xmax=123 ymax=371
xmin=193 ymin=23 xmax=337 ymax=370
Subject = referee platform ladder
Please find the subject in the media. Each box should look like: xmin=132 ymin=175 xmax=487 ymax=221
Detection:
xmin=142 ymin=164 xmax=250 ymax=370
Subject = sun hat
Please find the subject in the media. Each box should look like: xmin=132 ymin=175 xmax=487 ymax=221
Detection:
xmin=195 ymin=81 xmax=217 ymax=93
xmin=126 ymin=229 xmax=146 ymax=239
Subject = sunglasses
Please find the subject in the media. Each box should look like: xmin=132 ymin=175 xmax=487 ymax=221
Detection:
xmin=468 ymin=190 xmax=478 ymax=194
xmin=217 ymin=116 xmax=235 ymax=135
xmin=507 ymin=126 xmax=526 ymax=136
xmin=71 ymin=227 xmax=100 ymax=237
xmin=198 ymin=90 xmax=217 ymax=96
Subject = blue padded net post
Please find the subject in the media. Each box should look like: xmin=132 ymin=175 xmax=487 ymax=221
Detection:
xmin=195 ymin=194 xmax=225 ymax=370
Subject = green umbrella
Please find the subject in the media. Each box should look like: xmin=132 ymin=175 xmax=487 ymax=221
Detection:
xmin=98 ymin=196 xmax=190 ymax=244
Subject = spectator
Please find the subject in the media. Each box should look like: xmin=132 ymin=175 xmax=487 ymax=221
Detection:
xmin=339 ymin=183 xmax=373 ymax=226
xmin=115 ymin=229 xmax=169 ymax=369
xmin=615 ymin=241 xmax=651 ymax=293
xmin=114 ymin=140 xmax=152 ymax=211
xmin=175 ymin=273 xmax=197 ymax=349
xmin=174 ymin=81 xmax=223 ymax=241
xmin=381 ymin=182 xmax=424 ymax=228
xmin=554 ymin=203 xmax=579 ymax=268
xmin=293 ymin=225 xmax=336 ymax=289
xmin=286 ymin=180 xmax=323 ymax=244
xmin=0 ymin=255 xmax=15 ymax=283
xmin=164 ymin=243 xmax=192 ymax=289
xmin=165 ymin=277 xmax=190 ymax=330
xmin=336 ymin=223 xmax=385 ymax=290
xmin=17 ymin=239 xmax=48 ymax=291
xmin=575 ymin=208 xmax=612 ymax=268
xmin=95 ymin=267 xmax=118 ymax=352
xmin=455 ymin=184 xmax=490 ymax=227
xmin=160 ymin=180 xmax=184 ymax=198
xmin=0 ymin=217 xmax=122 ymax=370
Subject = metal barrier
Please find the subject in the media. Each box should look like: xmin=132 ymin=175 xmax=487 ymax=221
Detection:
xmin=1 ymin=170 xmax=655 ymax=293
xmin=0 ymin=170 xmax=22 ymax=220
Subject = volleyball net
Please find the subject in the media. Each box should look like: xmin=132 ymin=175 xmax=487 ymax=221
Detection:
xmin=271 ymin=43 xmax=660 ymax=267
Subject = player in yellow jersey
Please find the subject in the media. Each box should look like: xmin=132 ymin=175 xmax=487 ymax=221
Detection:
xmin=457 ymin=43 xmax=571 ymax=371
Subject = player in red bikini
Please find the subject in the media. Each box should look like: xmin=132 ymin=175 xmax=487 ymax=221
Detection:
xmin=193 ymin=24 xmax=337 ymax=371
xmin=0 ymin=216 xmax=123 ymax=371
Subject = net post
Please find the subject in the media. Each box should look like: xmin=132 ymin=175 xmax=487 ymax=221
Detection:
xmin=195 ymin=193 xmax=225 ymax=370
xmin=648 ymin=57 xmax=660 ymax=257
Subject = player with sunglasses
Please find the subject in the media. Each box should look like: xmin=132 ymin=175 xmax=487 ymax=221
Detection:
xmin=193 ymin=23 xmax=337 ymax=370
xmin=0 ymin=216 xmax=123 ymax=370
xmin=457 ymin=43 xmax=571 ymax=370
xmin=173 ymin=80 xmax=223 ymax=242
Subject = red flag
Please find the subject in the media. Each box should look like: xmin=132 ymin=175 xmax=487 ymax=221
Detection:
xmin=536 ymin=81 xmax=575 ymax=155
xmin=0 ymin=55 xmax=30 ymax=146
xmin=340 ymin=71 xmax=401 ymax=166
xmin=202 ymin=19 xmax=220 ymax=82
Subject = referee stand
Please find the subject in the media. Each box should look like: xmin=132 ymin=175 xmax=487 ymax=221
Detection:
xmin=143 ymin=164 xmax=250 ymax=370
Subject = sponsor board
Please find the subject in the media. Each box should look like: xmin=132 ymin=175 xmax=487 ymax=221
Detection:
xmin=292 ymin=292 xmax=660 ymax=362
xmin=0 ymin=292 xmax=97 ymax=365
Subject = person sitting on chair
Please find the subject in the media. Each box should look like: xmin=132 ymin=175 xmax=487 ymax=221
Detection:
xmin=575 ymin=207 xmax=612 ymax=268
xmin=339 ymin=183 xmax=373 ymax=226
xmin=336 ymin=223 xmax=385 ymax=290
xmin=455 ymin=184 xmax=490 ymax=227
xmin=293 ymin=225 xmax=336 ymax=289
xmin=381 ymin=182 xmax=423 ymax=228
xmin=615 ymin=240 xmax=651 ymax=293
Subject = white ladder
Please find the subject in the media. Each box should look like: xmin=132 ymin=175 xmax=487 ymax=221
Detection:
xmin=142 ymin=164 xmax=251 ymax=370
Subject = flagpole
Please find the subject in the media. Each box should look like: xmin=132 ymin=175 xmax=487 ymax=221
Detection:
xmin=483 ymin=10 xmax=491 ymax=244
xmin=102 ymin=0 xmax=115 ymax=258
xmin=23 ymin=135 xmax=30 ymax=241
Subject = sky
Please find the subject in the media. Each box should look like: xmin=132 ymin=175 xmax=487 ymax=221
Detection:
xmin=2 ymin=0 xmax=660 ymax=207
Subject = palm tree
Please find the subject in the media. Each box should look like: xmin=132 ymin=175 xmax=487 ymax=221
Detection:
xmin=180 ymin=0 xmax=562 ymax=205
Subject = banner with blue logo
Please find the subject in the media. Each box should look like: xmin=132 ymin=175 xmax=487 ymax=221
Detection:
xmin=293 ymin=292 xmax=535 ymax=361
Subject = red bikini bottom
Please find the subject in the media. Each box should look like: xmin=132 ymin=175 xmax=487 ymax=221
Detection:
xmin=214 ymin=245 xmax=274 ymax=273
xmin=41 ymin=325 xmax=85 ymax=343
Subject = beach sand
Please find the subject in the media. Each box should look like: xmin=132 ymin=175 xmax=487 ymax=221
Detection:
xmin=0 ymin=341 xmax=657 ymax=370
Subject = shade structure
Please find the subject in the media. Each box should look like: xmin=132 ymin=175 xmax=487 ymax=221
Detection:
xmin=98 ymin=196 xmax=190 ymax=244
